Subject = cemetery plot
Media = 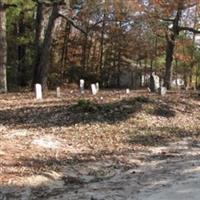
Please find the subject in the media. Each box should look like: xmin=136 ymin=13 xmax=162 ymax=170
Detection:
xmin=0 ymin=90 xmax=200 ymax=199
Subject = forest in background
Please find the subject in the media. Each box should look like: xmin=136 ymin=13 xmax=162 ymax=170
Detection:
xmin=1 ymin=0 xmax=200 ymax=91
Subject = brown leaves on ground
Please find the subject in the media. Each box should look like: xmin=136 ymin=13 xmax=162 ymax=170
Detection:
xmin=0 ymin=89 xmax=200 ymax=199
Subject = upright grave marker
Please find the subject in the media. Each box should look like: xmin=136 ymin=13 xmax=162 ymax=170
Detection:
xmin=80 ymin=79 xmax=85 ymax=94
xmin=141 ymin=75 xmax=145 ymax=87
xmin=126 ymin=88 xmax=130 ymax=94
xmin=35 ymin=84 xmax=42 ymax=100
xmin=159 ymin=86 xmax=167 ymax=96
xmin=91 ymin=84 xmax=97 ymax=95
xmin=56 ymin=87 xmax=61 ymax=98
xmin=96 ymin=82 xmax=99 ymax=92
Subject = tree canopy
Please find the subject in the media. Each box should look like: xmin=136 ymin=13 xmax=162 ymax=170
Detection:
xmin=0 ymin=0 xmax=200 ymax=91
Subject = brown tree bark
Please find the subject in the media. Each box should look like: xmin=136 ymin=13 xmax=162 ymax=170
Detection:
xmin=17 ymin=11 xmax=26 ymax=86
xmin=33 ymin=0 xmax=75 ymax=89
xmin=164 ymin=35 xmax=175 ymax=89
xmin=99 ymin=14 xmax=105 ymax=73
xmin=81 ymin=33 xmax=89 ymax=71
xmin=0 ymin=4 xmax=7 ymax=92
xmin=164 ymin=9 xmax=181 ymax=89
xmin=36 ymin=3 xmax=59 ymax=89
xmin=60 ymin=21 xmax=70 ymax=80
xmin=32 ymin=2 xmax=45 ymax=86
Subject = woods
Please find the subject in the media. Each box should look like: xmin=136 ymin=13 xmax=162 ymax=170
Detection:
xmin=0 ymin=0 xmax=199 ymax=91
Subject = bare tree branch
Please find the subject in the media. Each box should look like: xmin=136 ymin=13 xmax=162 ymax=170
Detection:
xmin=58 ymin=13 xmax=87 ymax=34
xmin=179 ymin=27 xmax=200 ymax=34
xmin=90 ymin=20 xmax=103 ymax=28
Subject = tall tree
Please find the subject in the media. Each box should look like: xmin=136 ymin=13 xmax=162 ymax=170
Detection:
xmin=34 ymin=2 xmax=60 ymax=89
xmin=33 ymin=0 xmax=85 ymax=89
xmin=0 ymin=1 xmax=16 ymax=92
xmin=32 ymin=0 xmax=46 ymax=87
xmin=0 ymin=2 xmax=7 ymax=92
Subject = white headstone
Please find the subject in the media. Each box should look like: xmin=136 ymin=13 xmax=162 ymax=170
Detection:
xmin=159 ymin=86 xmax=167 ymax=96
xmin=56 ymin=87 xmax=61 ymax=98
xmin=96 ymin=82 xmax=99 ymax=92
xmin=126 ymin=88 xmax=130 ymax=94
xmin=141 ymin=75 xmax=145 ymax=87
xmin=35 ymin=84 xmax=42 ymax=100
xmin=80 ymin=79 xmax=85 ymax=94
xmin=154 ymin=75 xmax=160 ymax=90
xmin=91 ymin=84 xmax=97 ymax=95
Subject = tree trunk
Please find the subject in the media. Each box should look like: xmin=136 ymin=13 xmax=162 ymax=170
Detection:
xmin=17 ymin=11 xmax=26 ymax=86
xmin=17 ymin=45 xmax=26 ymax=86
xmin=164 ymin=36 xmax=175 ymax=89
xmin=0 ymin=6 xmax=7 ymax=92
xmin=117 ymin=51 xmax=121 ymax=88
xmin=60 ymin=21 xmax=70 ymax=80
xmin=35 ymin=3 xmax=59 ymax=89
xmin=189 ymin=5 xmax=198 ymax=90
xmin=33 ymin=2 xmax=45 ymax=86
xmin=164 ymin=9 xmax=181 ymax=90
xmin=99 ymin=15 xmax=105 ymax=73
xmin=81 ymin=33 xmax=88 ymax=71
xmin=195 ymin=64 xmax=199 ymax=89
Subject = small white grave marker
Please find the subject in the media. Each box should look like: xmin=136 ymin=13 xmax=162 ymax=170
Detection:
xmin=159 ymin=86 xmax=167 ymax=96
xmin=91 ymin=84 xmax=97 ymax=95
xmin=80 ymin=79 xmax=85 ymax=94
xmin=96 ymin=82 xmax=99 ymax=92
xmin=35 ymin=84 xmax=42 ymax=100
xmin=147 ymin=87 xmax=151 ymax=93
xmin=154 ymin=75 xmax=160 ymax=90
xmin=56 ymin=87 xmax=61 ymax=98
xmin=141 ymin=75 xmax=145 ymax=86
xmin=126 ymin=88 xmax=130 ymax=94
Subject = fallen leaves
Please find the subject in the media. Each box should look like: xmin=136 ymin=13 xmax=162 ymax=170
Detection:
xmin=0 ymin=89 xmax=200 ymax=199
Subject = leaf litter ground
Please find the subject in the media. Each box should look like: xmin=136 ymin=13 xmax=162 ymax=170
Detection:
xmin=0 ymin=89 xmax=200 ymax=199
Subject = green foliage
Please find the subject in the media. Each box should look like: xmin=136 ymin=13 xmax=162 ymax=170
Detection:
xmin=134 ymin=96 xmax=150 ymax=104
xmin=73 ymin=99 xmax=100 ymax=112
xmin=6 ymin=0 xmax=35 ymax=89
